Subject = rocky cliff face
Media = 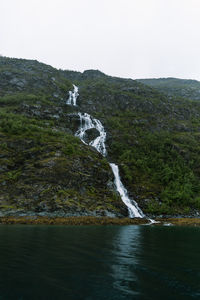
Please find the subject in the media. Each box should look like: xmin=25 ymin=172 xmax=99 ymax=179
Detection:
xmin=1 ymin=56 xmax=200 ymax=216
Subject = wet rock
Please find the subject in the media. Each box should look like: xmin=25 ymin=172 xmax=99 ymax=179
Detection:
xmin=84 ymin=128 xmax=99 ymax=143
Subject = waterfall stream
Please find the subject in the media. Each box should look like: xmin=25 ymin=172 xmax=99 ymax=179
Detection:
xmin=67 ymin=84 xmax=145 ymax=218
xmin=110 ymin=163 xmax=144 ymax=218
xmin=75 ymin=112 xmax=107 ymax=157
xmin=66 ymin=84 xmax=79 ymax=106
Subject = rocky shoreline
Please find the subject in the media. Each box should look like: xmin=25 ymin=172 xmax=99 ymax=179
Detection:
xmin=0 ymin=216 xmax=148 ymax=225
xmin=0 ymin=215 xmax=200 ymax=226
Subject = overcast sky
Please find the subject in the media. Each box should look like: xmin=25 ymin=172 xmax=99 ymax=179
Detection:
xmin=1 ymin=0 xmax=200 ymax=80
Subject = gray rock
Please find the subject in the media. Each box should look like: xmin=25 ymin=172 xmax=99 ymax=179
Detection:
xmin=10 ymin=78 xmax=27 ymax=87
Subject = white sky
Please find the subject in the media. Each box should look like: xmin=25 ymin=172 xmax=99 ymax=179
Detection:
xmin=1 ymin=0 xmax=200 ymax=80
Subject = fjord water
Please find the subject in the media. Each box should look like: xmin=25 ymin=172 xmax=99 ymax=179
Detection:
xmin=0 ymin=225 xmax=200 ymax=300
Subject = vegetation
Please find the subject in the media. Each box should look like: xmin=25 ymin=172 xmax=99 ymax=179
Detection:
xmin=0 ymin=216 xmax=149 ymax=225
xmin=0 ymin=111 xmax=125 ymax=216
xmin=77 ymin=78 xmax=200 ymax=215
xmin=1 ymin=56 xmax=200 ymax=216
xmin=104 ymin=112 xmax=200 ymax=214
xmin=138 ymin=77 xmax=200 ymax=101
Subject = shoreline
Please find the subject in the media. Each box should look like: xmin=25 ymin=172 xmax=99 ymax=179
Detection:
xmin=0 ymin=216 xmax=200 ymax=226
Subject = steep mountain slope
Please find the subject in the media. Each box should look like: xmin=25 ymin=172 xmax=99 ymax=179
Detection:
xmin=137 ymin=78 xmax=200 ymax=101
xmin=1 ymin=56 xmax=200 ymax=216
xmin=75 ymin=76 xmax=200 ymax=215
xmin=0 ymin=57 xmax=126 ymax=217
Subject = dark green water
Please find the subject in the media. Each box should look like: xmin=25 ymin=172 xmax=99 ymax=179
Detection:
xmin=0 ymin=225 xmax=199 ymax=300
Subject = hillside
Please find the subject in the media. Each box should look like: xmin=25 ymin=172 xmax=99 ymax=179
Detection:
xmin=137 ymin=77 xmax=200 ymax=101
xmin=1 ymin=56 xmax=200 ymax=216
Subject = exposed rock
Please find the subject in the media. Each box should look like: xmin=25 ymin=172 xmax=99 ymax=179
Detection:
xmin=84 ymin=128 xmax=99 ymax=143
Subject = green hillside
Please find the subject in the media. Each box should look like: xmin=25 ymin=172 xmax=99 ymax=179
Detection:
xmin=137 ymin=77 xmax=200 ymax=101
xmin=1 ymin=56 xmax=200 ymax=216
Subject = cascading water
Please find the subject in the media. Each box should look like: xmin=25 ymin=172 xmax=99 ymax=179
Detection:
xmin=66 ymin=84 xmax=79 ymax=106
xmin=110 ymin=163 xmax=144 ymax=218
xmin=75 ymin=113 xmax=107 ymax=157
xmin=67 ymin=84 xmax=145 ymax=218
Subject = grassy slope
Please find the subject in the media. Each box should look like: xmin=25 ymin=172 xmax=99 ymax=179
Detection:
xmin=0 ymin=58 xmax=126 ymax=216
xmin=76 ymin=78 xmax=200 ymax=215
xmin=137 ymin=77 xmax=200 ymax=101
xmin=1 ymin=57 xmax=200 ymax=216
xmin=0 ymin=110 xmax=126 ymax=215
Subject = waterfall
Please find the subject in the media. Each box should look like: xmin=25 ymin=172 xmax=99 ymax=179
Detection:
xmin=67 ymin=84 xmax=145 ymax=218
xmin=110 ymin=163 xmax=144 ymax=218
xmin=75 ymin=113 xmax=107 ymax=157
xmin=66 ymin=84 xmax=79 ymax=106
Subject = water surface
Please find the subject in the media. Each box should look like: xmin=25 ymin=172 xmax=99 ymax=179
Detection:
xmin=0 ymin=225 xmax=199 ymax=299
